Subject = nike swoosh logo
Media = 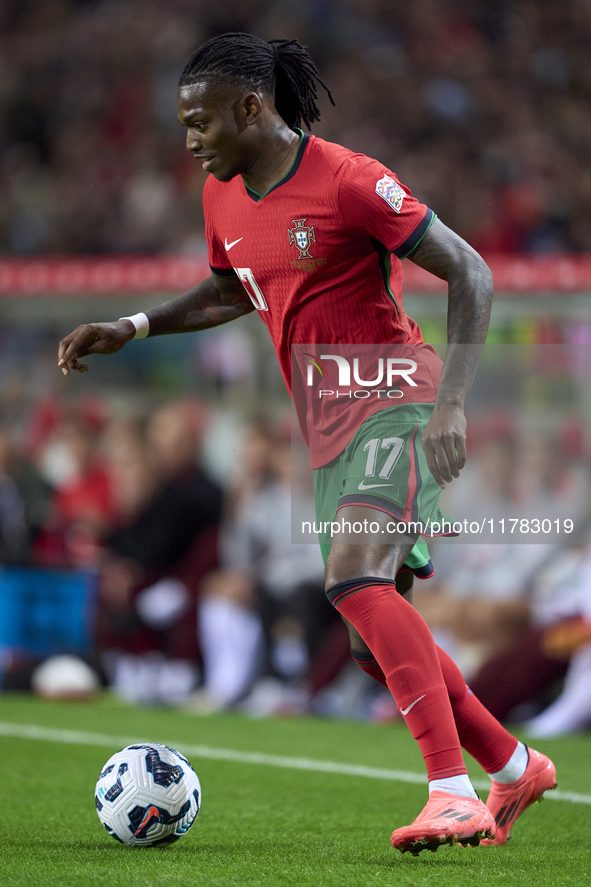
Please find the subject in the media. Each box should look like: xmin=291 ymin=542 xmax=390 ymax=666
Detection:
xmin=357 ymin=481 xmax=394 ymax=491
xmin=133 ymin=805 xmax=161 ymax=837
xmin=400 ymin=694 xmax=426 ymax=716
xmin=224 ymin=237 xmax=243 ymax=250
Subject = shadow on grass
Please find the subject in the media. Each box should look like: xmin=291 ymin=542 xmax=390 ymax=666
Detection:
xmin=356 ymin=844 xmax=505 ymax=868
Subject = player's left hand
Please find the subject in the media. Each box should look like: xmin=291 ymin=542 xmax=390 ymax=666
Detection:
xmin=421 ymin=403 xmax=467 ymax=489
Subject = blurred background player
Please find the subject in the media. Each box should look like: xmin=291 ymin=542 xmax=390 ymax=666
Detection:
xmin=96 ymin=399 xmax=222 ymax=705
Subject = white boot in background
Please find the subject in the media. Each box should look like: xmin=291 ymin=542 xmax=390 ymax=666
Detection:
xmin=527 ymin=643 xmax=591 ymax=737
xmin=196 ymin=596 xmax=263 ymax=708
xmin=156 ymin=658 xmax=198 ymax=705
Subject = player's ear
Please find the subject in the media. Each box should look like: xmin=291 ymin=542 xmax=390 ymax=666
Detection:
xmin=242 ymin=91 xmax=263 ymax=127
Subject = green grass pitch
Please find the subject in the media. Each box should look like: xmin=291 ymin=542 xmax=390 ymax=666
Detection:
xmin=0 ymin=693 xmax=589 ymax=887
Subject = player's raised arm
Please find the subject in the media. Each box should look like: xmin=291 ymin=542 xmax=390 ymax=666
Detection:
xmin=58 ymin=271 xmax=253 ymax=376
xmin=407 ymin=218 xmax=494 ymax=487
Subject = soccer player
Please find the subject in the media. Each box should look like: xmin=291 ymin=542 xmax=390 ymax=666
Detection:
xmin=58 ymin=33 xmax=556 ymax=855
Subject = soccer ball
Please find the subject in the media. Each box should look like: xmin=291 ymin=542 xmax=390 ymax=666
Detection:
xmin=95 ymin=744 xmax=201 ymax=846
xmin=32 ymin=654 xmax=100 ymax=700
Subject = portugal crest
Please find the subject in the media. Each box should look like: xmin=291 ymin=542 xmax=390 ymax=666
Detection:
xmin=288 ymin=218 xmax=316 ymax=259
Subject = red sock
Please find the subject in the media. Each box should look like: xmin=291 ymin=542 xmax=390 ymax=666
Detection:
xmin=436 ymin=646 xmax=517 ymax=774
xmin=352 ymin=641 xmax=517 ymax=774
xmin=329 ymin=579 xmax=466 ymax=780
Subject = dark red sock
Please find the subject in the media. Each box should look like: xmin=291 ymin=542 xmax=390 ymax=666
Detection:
xmin=351 ymin=648 xmax=388 ymax=686
xmin=352 ymin=641 xmax=517 ymax=774
xmin=436 ymin=646 xmax=517 ymax=774
xmin=329 ymin=578 xmax=466 ymax=780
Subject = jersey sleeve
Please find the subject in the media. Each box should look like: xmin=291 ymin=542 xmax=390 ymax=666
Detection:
xmin=202 ymin=176 xmax=235 ymax=276
xmin=337 ymin=155 xmax=435 ymax=258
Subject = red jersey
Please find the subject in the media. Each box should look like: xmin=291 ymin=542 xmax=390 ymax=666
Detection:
xmin=204 ymin=131 xmax=442 ymax=467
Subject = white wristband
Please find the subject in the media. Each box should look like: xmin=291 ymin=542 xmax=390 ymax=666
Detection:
xmin=119 ymin=312 xmax=150 ymax=339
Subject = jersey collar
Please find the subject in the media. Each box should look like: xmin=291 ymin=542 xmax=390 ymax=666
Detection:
xmin=244 ymin=129 xmax=310 ymax=202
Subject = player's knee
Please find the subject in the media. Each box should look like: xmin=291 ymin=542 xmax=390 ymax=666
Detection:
xmin=340 ymin=615 xmax=370 ymax=653
xmin=325 ymin=576 xmax=399 ymax=611
xmin=324 ymin=541 xmax=412 ymax=591
xmin=324 ymin=552 xmax=379 ymax=591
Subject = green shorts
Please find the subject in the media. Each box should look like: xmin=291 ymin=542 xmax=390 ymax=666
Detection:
xmin=313 ymin=403 xmax=455 ymax=574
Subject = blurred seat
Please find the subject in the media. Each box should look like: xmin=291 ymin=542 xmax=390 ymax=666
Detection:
xmin=0 ymin=565 xmax=96 ymax=656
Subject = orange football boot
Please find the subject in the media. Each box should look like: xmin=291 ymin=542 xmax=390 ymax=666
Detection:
xmin=481 ymin=748 xmax=557 ymax=846
xmin=391 ymin=791 xmax=496 ymax=856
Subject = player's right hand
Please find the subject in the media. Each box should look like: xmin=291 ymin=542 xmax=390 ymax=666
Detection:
xmin=58 ymin=320 xmax=136 ymax=376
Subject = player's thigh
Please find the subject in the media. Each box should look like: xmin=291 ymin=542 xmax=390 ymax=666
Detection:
xmin=329 ymin=403 xmax=455 ymax=543
xmin=325 ymin=503 xmax=419 ymax=587
xmin=314 ymin=407 xmax=435 ymax=587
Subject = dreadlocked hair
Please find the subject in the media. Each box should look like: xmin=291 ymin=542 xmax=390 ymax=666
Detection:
xmin=178 ymin=32 xmax=334 ymax=130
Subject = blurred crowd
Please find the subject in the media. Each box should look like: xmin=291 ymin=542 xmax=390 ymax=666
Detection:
xmin=3 ymin=0 xmax=591 ymax=256
xmin=3 ymin=0 xmax=591 ymax=736
xmin=1 ymin=394 xmax=591 ymax=737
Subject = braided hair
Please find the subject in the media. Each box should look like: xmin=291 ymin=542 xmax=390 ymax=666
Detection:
xmin=178 ymin=32 xmax=334 ymax=130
